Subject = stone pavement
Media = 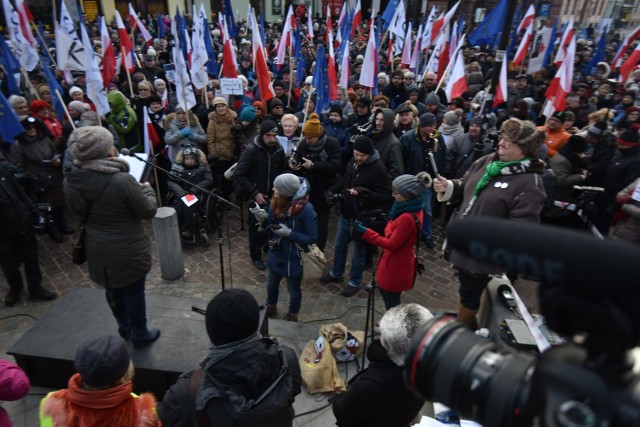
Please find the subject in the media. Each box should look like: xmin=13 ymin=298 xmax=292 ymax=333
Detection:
xmin=0 ymin=206 xmax=540 ymax=426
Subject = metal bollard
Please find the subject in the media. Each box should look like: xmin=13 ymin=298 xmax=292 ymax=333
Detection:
xmin=152 ymin=207 xmax=184 ymax=280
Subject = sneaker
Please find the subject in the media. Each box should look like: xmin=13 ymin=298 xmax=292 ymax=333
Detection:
xmin=28 ymin=286 xmax=57 ymax=302
xmin=266 ymin=304 xmax=277 ymax=316
xmin=320 ymin=273 xmax=343 ymax=283
xmin=132 ymin=329 xmax=161 ymax=349
xmin=283 ymin=313 xmax=298 ymax=322
xmin=4 ymin=289 xmax=22 ymax=307
xmin=340 ymin=285 xmax=360 ymax=297
xmin=423 ymin=237 xmax=435 ymax=250
xmin=252 ymin=259 xmax=266 ymax=271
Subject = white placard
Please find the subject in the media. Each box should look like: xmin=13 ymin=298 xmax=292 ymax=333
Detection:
xmin=181 ymin=194 xmax=199 ymax=207
xmin=219 ymin=78 xmax=244 ymax=95
xmin=276 ymin=136 xmax=291 ymax=156
xmin=119 ymin=153 xmax=149 ymax=183
xmin=164 ymin=63 xmax=176 ymax=84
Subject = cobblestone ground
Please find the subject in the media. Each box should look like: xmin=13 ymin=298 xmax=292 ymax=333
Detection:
xmin=0 ymin=205 xmax=540 ymax=340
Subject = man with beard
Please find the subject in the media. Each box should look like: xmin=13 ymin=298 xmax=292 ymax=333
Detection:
xmin=382 ymin=70 xmax=408 ymax=110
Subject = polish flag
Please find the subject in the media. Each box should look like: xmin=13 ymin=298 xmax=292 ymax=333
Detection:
xmin=431 ymin=0 xmax=460 ymax=44
xmin=513 ymin=22 xmax=534 ymax=67
xmin=545 ymin=36 xmax=575 ymax=115
xmin=250 ymin=10 xmax=275 ymax=102
xmin=128 ymin=3 xmax=152 ymax=42
xmin=143 ymin=106 xmax=161 ymax=155
xmin=400 ymin=22 xmax=413 ymax=68
xmin=336 ymin=2 xmax=346 ymax=43
xmin=410 ymin=24 xmax=423 ymax=72
xmin=326 ymin=6 xmax=338 ymax=100
xmin=517 ymin=4 xmax=536 ymax=34
xmin=437 ymin=24 xmax=451 ymax=82
xmin=339 ymin=34 xmax=350 ymax=88
xmin=220 ymin=17 xmax=238 ymax=78
xmin=359 ymin=14 xmax=377 ymax=88
xmin=386 ymin=34 xmax=394 ymax=67
xmin=554 ymin=18 xmax=574 ymax=67
xmin=14 ymin=0 xmax=35 ymax=45
xmin=275 ymin=6 xmax=295 ymax=69
xmin=445 ymin=49 xmax=467 ymax=101
xmin=493 ymin=56 xmax=508 ymax=108
xmin=351 ymin=0 xmax=362 ymax=38
xmin=115 ymin=10 xmax=134 ymax=72
xmin=619 ymin=43 xmax=640 ymax=83
xmin=100 ymin=16 xmax=117 ymax=85
xmin=421 ymin=6 xmax=437 ymax=50
xmin=613 ymin=23 xmax=640 ymax=69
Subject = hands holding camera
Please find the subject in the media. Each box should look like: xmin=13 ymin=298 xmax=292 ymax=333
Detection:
xmin=270 ymin=223 xmax=292 ymax=237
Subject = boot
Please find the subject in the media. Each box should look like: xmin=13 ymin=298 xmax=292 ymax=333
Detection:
xmin=266 ymin=304 xmax=277 ymax=316
xmin=132 ymin=329 xmax=161 ymax=349
xmin=457 ymin=306 xmax=478 ymax=330
xmin=283 ymin=313 xmax=298 ymax=322
xmin=28 ymin=286 xmax=57 ymax=302
xmin=4 ymin=288 xmax=22 ymax=307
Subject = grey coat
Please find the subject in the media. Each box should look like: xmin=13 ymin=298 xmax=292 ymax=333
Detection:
xmin=64 ymin=161 xmax=158 ymax=288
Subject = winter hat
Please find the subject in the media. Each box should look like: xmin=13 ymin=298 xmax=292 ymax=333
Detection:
xmin=79 ymin=111 xmax=100 ymax=126
xmin=213 ymin=97 xmax=227 ymax=107
xmin=272 ymin=80 xmax=285 ymax=89
xmin=444 ymin=110 xmax=461 ymax=126
xmin=353 ymin=135 xmax=375 ymax=155
xmin=270 ymin=98 xmax=284 ymax=108
xmin=69 ymin=86 xmax=84 ymax=96
xmin=357 ymin=97 xmax=372 ymax=108
xmin=206 ymin=289 xmax=259 ymax=346
xmin=147 ymin=94 xmax=162 ymax=104
xmin=274 ymin=173 xmax=301 ymax=197
xmin=253 ymin=100 xmax=265 ymax=111
xmin=260 ymin=119 xmax=279 ymax=138
xmin=469 ymin=116 xmax=483 ymax=126
xmin=68 ymin=126 xmax=114 ymax=161
xmin=392 ymin=172 xmax=432 ymax=198
xmin=425 ymin=92 xmax=440 ymax=106
xmin=617 ymin=129 xmax=640 ymax=147
xmin=68 ymin=101 xmax=89 ymax=114
xmin=419 ymin=113 xmax=436 ymax=128
xmin=74 ymin=336 xmax=130 ymax=388
xmin=500 ymin=118 xmax=546 ymax=158
xmin=302 ymin=113 xmax=323 ymax=137
xmin=329 ymin=104 xmax=343 ymax=117
xmin=566 ymin=135 xmax=589 ymax=153
xmin=239 ymin=106 xmax=257 ymax=123
xmin=587 ymin=121 xmax=609 ymax=137
xmin=550 ymin=110 xmax=567 ymax=123
xmin=395 ymin=103 xmax=413 ymax=115
xmin=29 ymin=100 xmax=50 ymax=114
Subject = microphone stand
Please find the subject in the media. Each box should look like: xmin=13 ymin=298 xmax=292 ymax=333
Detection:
xmin=121 ymin=150 xmax=238 ymax=290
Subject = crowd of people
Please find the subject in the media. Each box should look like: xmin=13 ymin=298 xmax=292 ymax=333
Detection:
xmin=2 ymin=5 xmax=640 ymax=426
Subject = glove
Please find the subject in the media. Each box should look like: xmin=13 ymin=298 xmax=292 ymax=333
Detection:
xmin=271 ymin=223 xmax=292 ymax=237
xmin=249 ymin=206 xmax=268 ymax=222
xmin=180 ymin=127 xmax=193 ymax=137
xmin=354 ymin=219 xmax=368 ymax=234
xmin=353 ymin=187 xmax=370 ymax=198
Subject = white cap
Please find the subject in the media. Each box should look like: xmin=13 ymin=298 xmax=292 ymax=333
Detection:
xmin=304 ymin=76 xmax=313 ymax=85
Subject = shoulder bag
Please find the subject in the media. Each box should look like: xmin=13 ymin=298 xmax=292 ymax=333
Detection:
xmin=72 ymin=201 xmax=92 ymax=265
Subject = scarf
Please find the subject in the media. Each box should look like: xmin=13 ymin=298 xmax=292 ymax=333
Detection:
xmin=303 ymin=134 xmax=327 ymax=153
xmin=473 ymin=158 xmax=533 ymax=196
xmin=440 ymin=123 xmax=463 ymax=136
xmin=76 ymin=157 xmax=130 ymax=174
xmin=388 ymin=194 xmax=424 ymax=219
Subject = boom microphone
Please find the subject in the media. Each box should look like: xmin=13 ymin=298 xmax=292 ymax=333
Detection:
xmin=120 ymin=148 xmax=132 ymax=156
xmin=446 ymin=218 xmax=640 ymax=295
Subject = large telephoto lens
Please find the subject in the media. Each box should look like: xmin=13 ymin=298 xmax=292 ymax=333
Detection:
xmin=404 ymin=314 xmax=537 ymax=426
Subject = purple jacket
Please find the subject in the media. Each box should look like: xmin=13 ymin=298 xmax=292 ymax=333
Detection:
xmin=0 ymin=360 xmax=30 ymax=427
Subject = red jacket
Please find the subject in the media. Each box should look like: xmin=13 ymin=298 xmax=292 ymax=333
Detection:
xmin=362 ymin=211 xmax=423 ymax=292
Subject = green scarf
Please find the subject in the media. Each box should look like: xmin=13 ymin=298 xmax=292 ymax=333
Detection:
xmin=388 ymin=193 xmax=425 ymax=219
xmin=473 ymin=158 xmax=532 ymax=196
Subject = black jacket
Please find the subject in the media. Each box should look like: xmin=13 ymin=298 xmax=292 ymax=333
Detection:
xmin=0 ymin=165 xmax=35 ymax=239
xmin=447 ymin=132 xmax=495 ymax=179
xmin=332 ymin=340 xmax=425 ymax=427
xmin=234 ymin=137 xmax=285 ymax=200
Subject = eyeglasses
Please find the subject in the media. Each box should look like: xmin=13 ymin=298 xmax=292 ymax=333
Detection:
xmin=139 ymin=88 xmax=150 ymax=92
xmin=273 ymin=106 xmax=283 ymax=109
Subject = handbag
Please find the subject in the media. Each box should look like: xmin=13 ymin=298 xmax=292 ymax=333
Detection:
xmin=410 ymin=214 xmax=425 ymax=288
xmin=357 ymin=209 xmax=388 ymax=235
xmin=300 ymin=244 xmax=327 ymax=282
xmin=72 ymin=201 xmax=92 ymax=266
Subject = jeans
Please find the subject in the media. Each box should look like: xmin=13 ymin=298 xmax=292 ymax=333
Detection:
xmin=105 ymin=275 xmax=150 ymax=340
xmin=379 ymin=288 xmax=402 ymax=310
xmin=330 ymin=215 xmax=366 ymax=288
xmin=266 ymin=269 xmax=302 ymax=314
xmin=421 ymin=187 xmax=433 ymax=241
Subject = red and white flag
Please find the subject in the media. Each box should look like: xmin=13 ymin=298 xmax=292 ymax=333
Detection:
xmin=250 ymin=10 xmax=275 ymax=102
xmin=339 ymin=31 xmax=350 ymax=88
xmin=410 ymin=23 xmax=423 ymax=72
xmin=2 ymin=0 xmax=38 ymax=71
xmin=275 ymin=6 xmax=295 ymax=69
xmin=400 ymin=22 xmax=413 ymax=68
xmin=351 ymin=0 xmax=362 ymax=38
xmin=517 ymin=4 xmax=536 ymax=34
xmin=421 ymin=6 xmax=437 ymax=50
xmin=143 ymin=107 xmax=161 ymax=155
xmin=15 ymin=0 xmax=35 ymax=45
xmin=613 ymin=23 xmax=640 ymax=69
xmin=326 ymin=7 xmax=338 ymax=100
xmin=219 ymin=15 xmax=238 ymax=78
xmin=359 ymin=15 xmax=377 ymax=88
xmin=307 ymin=4 xmax=314 ymax=40
xmin=513 ymin=22 xmax=534 ymax=67
xmin=445 ymin=49 xmax=467 ymax=101
xmin=619 ymin=43 xmax=640 ymax=84
xmin=544 ymin=36 xmax=575 ymax=116
xmin=493 ymin=56 xmax=508 ymax=108
xmin=554 ymin=18 xmax=574 ymax=67
xmin=128 ymin=3 xmax=152 ymax=42
xmin=100 ymin=17 xmax=116 ymax=85
xmin=431 ymin=0 xmax=460 ymax=44
xmin=170 ymin=16 xmax=196 ymax=111
xmin=115 ymin=10 xmax=134 ymax=72
xmin=80 ymin=22 xmax=110 ymax=116
xmin=336 ymin=2 xmax=346 ymax=43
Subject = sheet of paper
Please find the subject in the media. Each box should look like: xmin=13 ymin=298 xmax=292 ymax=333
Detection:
xmin=119 ymin=153 xmax=149 ymax=182
xmin=181 ymin=194 xmax=199 ymax=207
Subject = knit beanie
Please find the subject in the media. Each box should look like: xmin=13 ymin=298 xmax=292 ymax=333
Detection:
xmin=329 ymin=104 xmax=343 ymax=117
xmin=68 ymin=126 xmax=114 ymax=161
xmin=213 ymin=97 xmax=227 ymax=107
xmin=566 ymin=135 xmax=589 ymax=153
xmin=239 ymin=106 xmax=257 ymax=123
xmin=68 ymin=101 xmax=89 ymax=114
xmin=69 ymin=86 xmax=84 ymax=96
xmin=444 ymin=110 xmax=461 ymax=126
xmin=260 ymin=120 xmax=279 ymax=138
xmin=302 ymin=113 xmax=323 ymax=137
xmin=270 ymin=98 xmax=284 ymax=108
xmin=470 ymin=116 xmax=483 ymax=126
xmin=274 ymin=173 xmax=301 ymax=197
xmin=588 ymin=121 xmax=608 ymax=137
xmin=74 ymin=336 xmax=130 ymax=388
xmin=551 ymin=110 xmax=566 ymax=123
xmin=617 ymin=129 xmax=640 ymax=147
xmin=29 ymin=100 xmax=50 ymax=114
xmin=353 ymin=135 xmax=374 ymax=155
xmin=419 ymin=113 xmax=436 ymax=127
xmin=392 ymin=173 xmax=431 ymax=198
xmin=206 ymin=289 xmax=259 ymax=346
xmin=425 ymin=92 xmax=440 ymax=106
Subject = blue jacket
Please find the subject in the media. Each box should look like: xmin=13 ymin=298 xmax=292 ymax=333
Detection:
xmin=266 ymin=178 xmax=318 ymax=278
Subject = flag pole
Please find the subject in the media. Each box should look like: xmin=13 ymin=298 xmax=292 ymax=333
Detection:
xmin=122 ymin=46 xmax=136 ymax=97
xmin=54 ymin=88 xmax=76 ymax=129
xmin=32 ymin=23 xmax=59 ymax=68
xmin=302 ymin=84 xmax=313 ymax=124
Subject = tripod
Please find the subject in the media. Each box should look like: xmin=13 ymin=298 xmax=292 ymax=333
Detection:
xmin=360 ymin=272 xmax=378 ymax=370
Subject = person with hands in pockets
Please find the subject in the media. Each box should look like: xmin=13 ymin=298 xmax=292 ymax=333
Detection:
xmin=249 ymin=173 xmax=317 ymax=322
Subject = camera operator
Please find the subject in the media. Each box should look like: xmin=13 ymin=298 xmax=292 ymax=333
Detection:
xmin=331 ymin=303 xmax=433 ymax=426
xmin=0 ymin=159 xmax=57 ymax=307
xmin=433 ymin=118 xmax=546 ymax=329
xmin=320 ymin=136 xmax=392 ymax=297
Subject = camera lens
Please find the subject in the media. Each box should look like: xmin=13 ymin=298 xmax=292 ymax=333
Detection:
xmin=404 ymin=314 xmax=536 ymax=426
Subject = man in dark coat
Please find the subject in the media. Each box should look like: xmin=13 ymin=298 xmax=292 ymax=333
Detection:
xmin=160 ymin=289 xmax=302 ymax=427
xmin=235 ymin=120 xmax=286 ymax=270
xmin=382 ymin=69 xmax=408 ymax=110
xmin=370 ymin=107 xmax=404 ymax=181
xmin=332 ymin=303 xmax=432 ymax=426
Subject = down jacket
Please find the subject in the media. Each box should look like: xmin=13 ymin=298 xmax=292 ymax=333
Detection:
xmin=207 ymin=110 xmax=238 ymax=162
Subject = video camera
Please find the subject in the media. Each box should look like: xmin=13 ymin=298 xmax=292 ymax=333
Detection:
xmin=404 ymin=218 xmax=640 ymax=426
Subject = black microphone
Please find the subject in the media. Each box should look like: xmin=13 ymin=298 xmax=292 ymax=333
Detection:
xmin=446 ymin=218 xmax=640 ymax=295
xmin=497 ymin=284 xmax=517 ymax=308
xmin=120 ymin=148 xmax=132 ymax=156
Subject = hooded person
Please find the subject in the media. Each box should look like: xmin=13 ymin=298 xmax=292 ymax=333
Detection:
xmin=40 ymin=335 xmax=160 ymax=426
xmin=160 ymin=289 xmax=302 ymax=426
xmin=370 ymin=107 xmax=404 ymax=181
xmin=439 ymin=109 xmax=465 ymax=148
xmin=165 ymin=106 xmax=207 ymax=163
xmin=551 ymin=135 xmax=590 ymax=203
xmin=332 ymin=303 xmax=433 ymax=426
xmin=64 ymin=127 xmax=160 ymax=347
xmin=105 ymin=90 xmax=141 ymax=151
